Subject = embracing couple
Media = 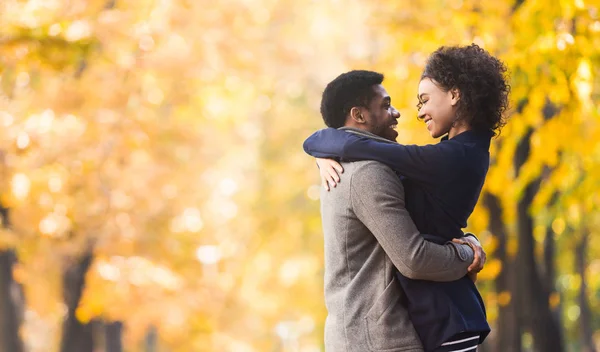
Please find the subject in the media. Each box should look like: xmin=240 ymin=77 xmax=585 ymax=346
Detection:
xmin=303 ymin=44 xmax=510 ymax=352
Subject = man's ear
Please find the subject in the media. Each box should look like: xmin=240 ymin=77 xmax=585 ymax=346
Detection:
xmin=350 ymin=107 xmax=366 ymax=123
xmin=450 ymin=88 xmax=461 ymax=106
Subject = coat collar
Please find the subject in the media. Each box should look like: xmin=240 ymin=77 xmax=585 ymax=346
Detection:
xmin=338 ymin=127 xmax=396 ymax=144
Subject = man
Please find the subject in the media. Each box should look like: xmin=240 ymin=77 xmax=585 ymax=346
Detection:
xmin=307 ymin=70 xmax=484 ymax=351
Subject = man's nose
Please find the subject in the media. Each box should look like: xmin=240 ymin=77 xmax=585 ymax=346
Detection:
xmin=392 ymin=107 xmax=400 ymax=119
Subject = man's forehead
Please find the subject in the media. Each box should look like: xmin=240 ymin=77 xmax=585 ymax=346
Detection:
xmin=372 ymin=84 xmax=390 ymax=99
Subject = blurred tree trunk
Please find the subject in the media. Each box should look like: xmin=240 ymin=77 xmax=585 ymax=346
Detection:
xmin=60 ymin=251 xmax=94 ymax=352
xmin=0 ymin=250 xmax=23 ymax=352
xmin=0 ymin=205 xmax=24 ymax=352
xmin=575 ymin=228 xmax=596 ymax=352
xmin=542 ymin=192 xmax=564 ymax=336
xmin=542 ymin=226 xmax=556 ymax=294
xmin=106 ymin=321 xmax=123 ymax=352
xmin=145 ymin=326 xmax=158 ymax=352
xmin=484 ymin=192 xmax=521 ymax=352
xmin=514 ymin=126 xmax=563 ymax=352
xmin=543 ymin=223 xmax=565 ymax=333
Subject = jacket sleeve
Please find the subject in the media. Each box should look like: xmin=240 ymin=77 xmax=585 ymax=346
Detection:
xmin=303 ymin=128 xmax=348 ymax=160
xmin=350 ymin=161 xmax=472 ymax=281
xmin=303 ymin=128 xmax=454 ymax=186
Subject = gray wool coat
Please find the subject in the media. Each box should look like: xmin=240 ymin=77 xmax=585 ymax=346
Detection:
xmin=319 ymin=129 xmax=474 ymax=352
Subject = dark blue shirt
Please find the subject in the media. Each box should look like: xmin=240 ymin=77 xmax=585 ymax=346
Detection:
xmin=303 ymin=127 xmax=492 ymax=351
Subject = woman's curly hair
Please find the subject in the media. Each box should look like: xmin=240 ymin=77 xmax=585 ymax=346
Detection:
xmin=421 ymin=44 xmax=510 ymax=136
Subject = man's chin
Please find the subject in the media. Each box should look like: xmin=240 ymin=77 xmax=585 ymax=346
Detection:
xmin=372 ymin=127 xmax=397 ymax=141
xmin=383 ymin=132 xmax=398 ymax=142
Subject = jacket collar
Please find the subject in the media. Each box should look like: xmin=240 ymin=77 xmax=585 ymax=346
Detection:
xmin=441 ymin=130 xmax=492 ymax=149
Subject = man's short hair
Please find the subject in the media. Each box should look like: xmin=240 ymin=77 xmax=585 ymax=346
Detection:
xmin=320 ymin=70 xmax=385 ymax=128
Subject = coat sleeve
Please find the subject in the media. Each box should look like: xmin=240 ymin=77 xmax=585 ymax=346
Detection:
xmin=350 ymin=161 xmax=472 ymax=281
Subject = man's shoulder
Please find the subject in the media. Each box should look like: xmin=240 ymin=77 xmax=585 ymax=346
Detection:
xmin=346 ymin=161 xmax=402 ymax=189
xmin=348 ymin=160 xmax=396 ymax=175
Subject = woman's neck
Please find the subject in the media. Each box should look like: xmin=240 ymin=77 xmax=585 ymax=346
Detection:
xmin=448 ymin=123 xmax=471 ymax=139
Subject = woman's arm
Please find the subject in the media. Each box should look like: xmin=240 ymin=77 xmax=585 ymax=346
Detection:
xmin=302 ymin=128 xmax=348 ymax=160
xmin=304 ymin=128 xmax=454 ymax=185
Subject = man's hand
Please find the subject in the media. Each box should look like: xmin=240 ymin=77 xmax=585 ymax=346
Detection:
xmin=452 ymin=235 xmax=486 ymax=282
xmin=316 ymin=158 xmax=343 ymax=191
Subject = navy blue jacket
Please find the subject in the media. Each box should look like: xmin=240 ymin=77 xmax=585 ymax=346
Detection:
xmin=303 ymin=128 xmax=491 ymax=351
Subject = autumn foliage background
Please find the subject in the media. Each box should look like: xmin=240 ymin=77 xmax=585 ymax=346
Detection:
xmin=0 ymin=0 xmax=599 ymax=351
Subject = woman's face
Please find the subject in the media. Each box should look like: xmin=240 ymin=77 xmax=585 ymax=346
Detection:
xmin=417 ymin=78 xmax=459 ymax=138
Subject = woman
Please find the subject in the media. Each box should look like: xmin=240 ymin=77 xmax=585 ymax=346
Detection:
xmin=303 ymin=44 xmax=510 ymax=351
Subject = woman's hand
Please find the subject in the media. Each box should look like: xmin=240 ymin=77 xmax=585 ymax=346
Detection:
xmin=316 ymin=158 xmax=344 ymax=191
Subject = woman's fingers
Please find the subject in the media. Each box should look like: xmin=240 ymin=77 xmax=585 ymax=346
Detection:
xmin=322 ymin=161 xmax=341 ymax=182
xmin=321 ymin=170 xmax=338 ymax=191
xmin=325 ymin=172 xmax=338 ymax=189
xmin=316 ymin=158 xmax=344 ymax=191
xmin=327 ymin=166 xmax=340 ymax=183
xmin=320 ymin=170 xmax=331 ymax=191
xmin=321 ymin=174 xmax=330 ymax=191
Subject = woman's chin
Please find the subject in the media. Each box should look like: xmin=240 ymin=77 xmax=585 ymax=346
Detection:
xmin=426 ymin=125 xmax=440 ymax=138
xmin=428 ymin=129 xmax=440 ymax=138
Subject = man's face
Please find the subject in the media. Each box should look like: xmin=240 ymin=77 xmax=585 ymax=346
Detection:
xmin=361 ymin=84 xmax=400 ymax=141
